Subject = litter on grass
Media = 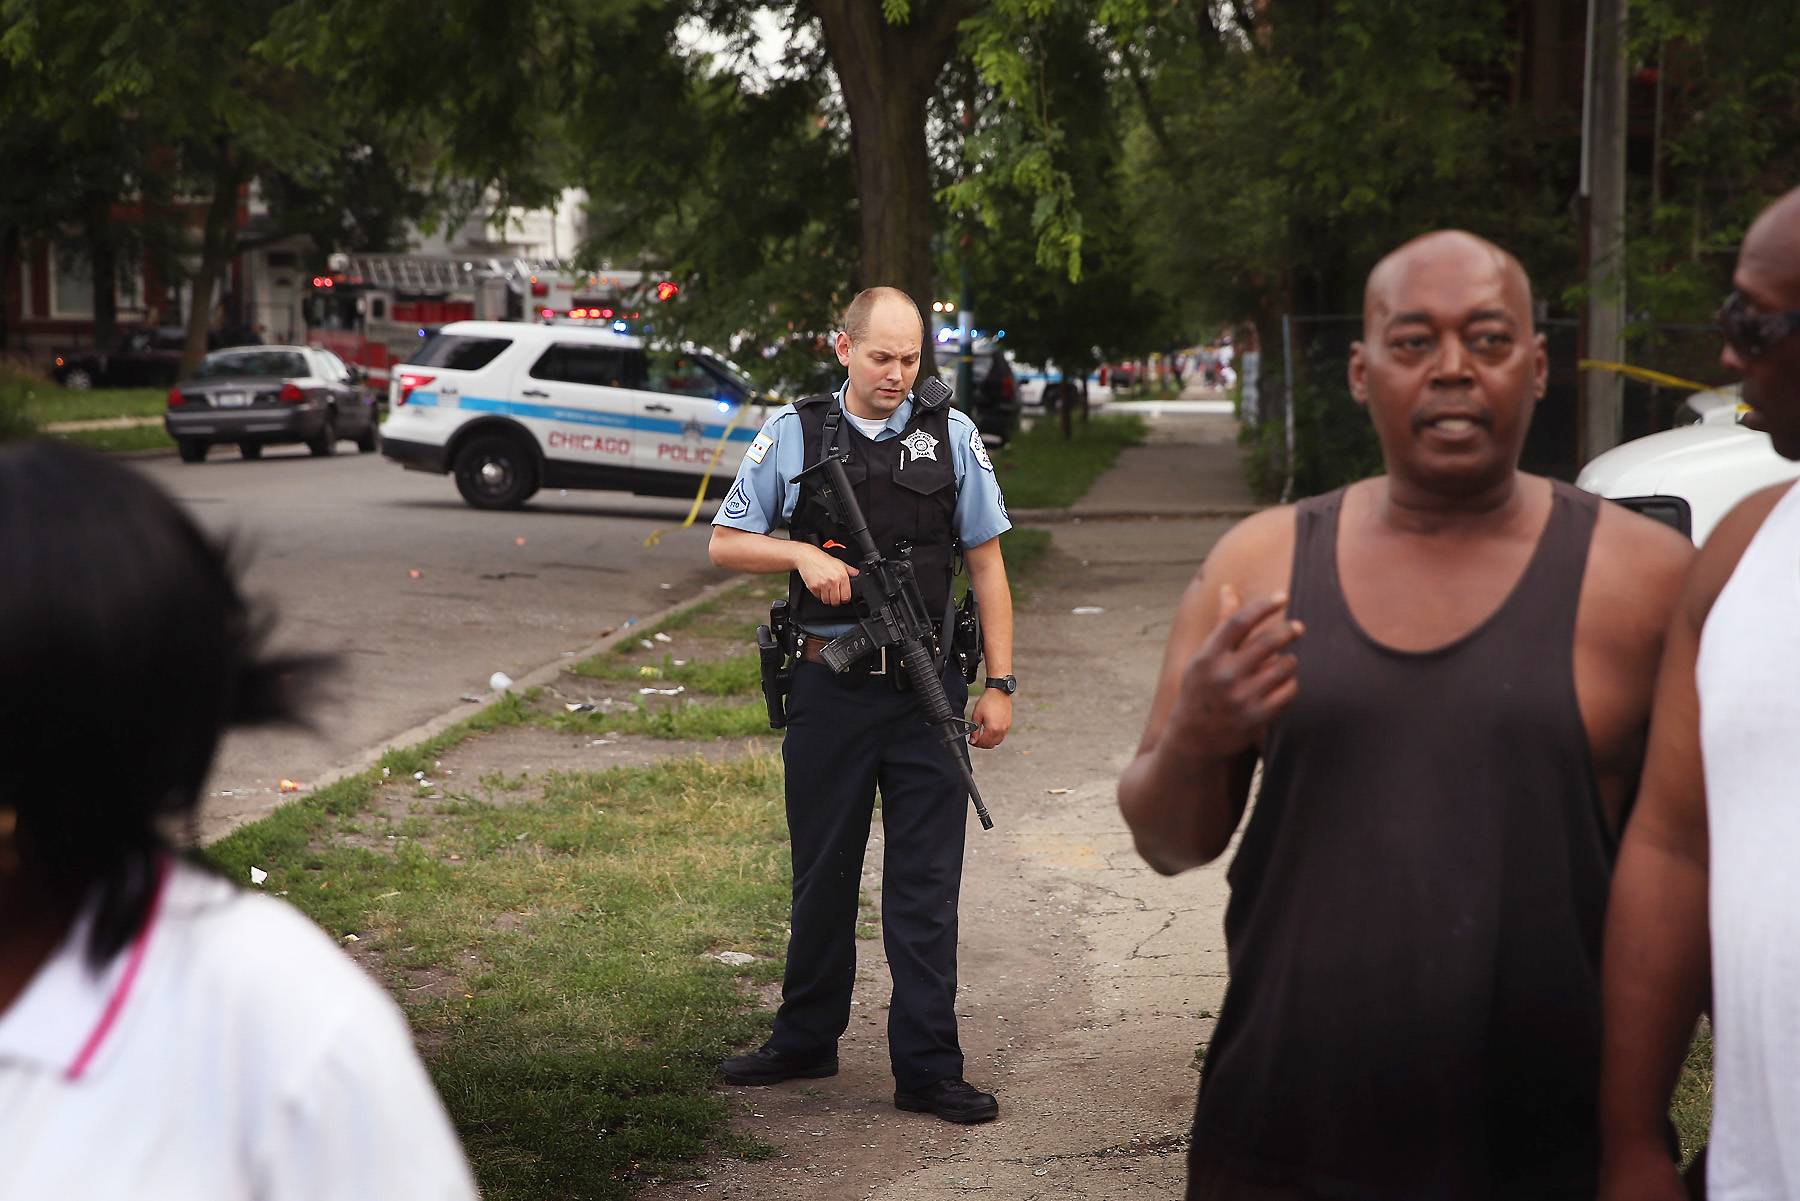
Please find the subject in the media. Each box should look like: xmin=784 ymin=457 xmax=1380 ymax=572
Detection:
xmin=488 ymin=671 xmax=514 ymax=691
xmin=639 ymin=685 xmax=686 ymax=696
xmin=249 ymin=867 xmax=268 ymax=886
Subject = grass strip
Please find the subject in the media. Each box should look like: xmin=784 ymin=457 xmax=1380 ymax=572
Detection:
xmin=573 ymin=649 xmax=763 ymax=696
xmin=549 ymin=698 xmax=773 ymax=741
xmin=208 ymin=692 xmax=534 ymax=936
xmin=1672 ymin=1020 xmax=1713 ymax=1166
xmin=208 ymin=697 xmax=793 ymax=1199
xmin=997 ymin=527 xmax=1051 ymax=579
xmin=23 ymin=384 xmax=167 ymax=423
xmin=990 ymin=413 xmax=1146 ymax=509
xmin=51 ymin=423 xmax=175 ymax=453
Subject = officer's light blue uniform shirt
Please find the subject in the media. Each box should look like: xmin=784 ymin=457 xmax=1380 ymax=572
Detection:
xmin=712 ymin=383 xmax=1012 ymax=547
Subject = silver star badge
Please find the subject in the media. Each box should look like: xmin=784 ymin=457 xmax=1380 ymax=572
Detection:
xmin=901 ymin=430 xmax=939 ymax=462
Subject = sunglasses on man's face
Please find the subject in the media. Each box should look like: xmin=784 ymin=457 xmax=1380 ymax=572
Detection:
xmin=1717 ymin=290 xmax=1800 ymax=359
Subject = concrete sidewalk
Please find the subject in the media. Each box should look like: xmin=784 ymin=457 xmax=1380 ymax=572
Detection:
xmin=1065 ymin=409 xmax=1260 ymax=519
xmin=41 ymin=415 xmax=162 ymax=432
xmin=1013 ymin=393 xmax=1261 ymax=524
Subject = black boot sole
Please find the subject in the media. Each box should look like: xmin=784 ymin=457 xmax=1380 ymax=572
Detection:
xmin=721 ymin=1060 xmax=839 ymax=1086
xmin=894 ymin=1093 xmax=999 ymax=1123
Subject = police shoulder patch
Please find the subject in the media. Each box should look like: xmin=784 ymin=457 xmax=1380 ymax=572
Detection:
xmin=969 ymin=427 xmax=994 ymax=472
xmin=722 ymin=480 xmax=752 ymax=519
xmin=745 ymin=431 xmax=775 ymax=465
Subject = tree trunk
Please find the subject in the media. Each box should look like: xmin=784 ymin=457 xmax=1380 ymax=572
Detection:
xmin=86 ymin=192 xmax=118 ymax=351
xmin=183 ymin=154 xmax=243 ymax=376
xmin=0 ymin=224 xmax=16 ymax=353
xmin=812 ymin=0 xmax=969 ymax=378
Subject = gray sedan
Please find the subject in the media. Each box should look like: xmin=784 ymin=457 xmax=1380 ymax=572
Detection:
xmin=165 ymin=346 xmax=380 ymax=463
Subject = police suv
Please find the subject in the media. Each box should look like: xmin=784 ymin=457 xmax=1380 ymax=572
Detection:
xmin=380 ymin=320 xmax=768 ymax=509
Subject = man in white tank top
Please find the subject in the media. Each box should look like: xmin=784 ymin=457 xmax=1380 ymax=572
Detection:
xmin=1600 ymin=185 xmax=1800 ymax=1201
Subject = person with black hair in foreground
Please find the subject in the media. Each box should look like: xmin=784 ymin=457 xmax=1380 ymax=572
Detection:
xmin=0 ymin=442 xmax=476 ymax=1199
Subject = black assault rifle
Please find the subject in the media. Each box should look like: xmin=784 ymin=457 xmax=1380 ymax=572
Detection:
xmin=791 ymin=384 xmax=994 ymax=831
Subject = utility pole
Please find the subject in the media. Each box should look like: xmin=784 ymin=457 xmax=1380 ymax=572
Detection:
xmin=1579 ymin=0 xmax=1629 ymax=463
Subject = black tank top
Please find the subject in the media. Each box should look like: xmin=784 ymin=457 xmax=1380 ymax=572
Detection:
xmin=1189 ymin=480 xmax=1612 ymax=1201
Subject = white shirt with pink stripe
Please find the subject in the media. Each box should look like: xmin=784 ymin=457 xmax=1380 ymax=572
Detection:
xmin=0 ymin=860 xmax=476 ymax=1200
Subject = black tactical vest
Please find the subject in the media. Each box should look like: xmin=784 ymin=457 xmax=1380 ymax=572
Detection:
xmin=786 ymin=392 xmax=958 ymax=629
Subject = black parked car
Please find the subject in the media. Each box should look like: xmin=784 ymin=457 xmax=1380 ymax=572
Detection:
xmin=938 ymin=340 xmax=1019 ymax=445
xmin=165 ymin=346 xmax=379 ymax=463
xmin=52 ymin=326 xmax=261 ymax=389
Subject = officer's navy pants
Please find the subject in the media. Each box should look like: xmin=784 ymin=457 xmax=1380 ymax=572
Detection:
xmin=767 ymin=657 xmax=970 ymax=1090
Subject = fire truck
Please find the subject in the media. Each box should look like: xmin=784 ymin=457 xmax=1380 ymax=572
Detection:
xmin=302 ymin=253 xmax=648 ymax=388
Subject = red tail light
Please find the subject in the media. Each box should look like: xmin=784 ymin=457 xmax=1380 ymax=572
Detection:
xmin=279 ymin=382 xmax=305 ymax=403
xmin=396 ymin=372 xmax=435 ymax=406
xmin=1000 ymin=373 xmax=1015 ymax=401
xmin=166 ymin=387 xmax=184 ymax=408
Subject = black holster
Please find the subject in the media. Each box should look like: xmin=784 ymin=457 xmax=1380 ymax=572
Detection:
xmin=757 ymin=599 xmax=794 ymax=729
xmin=952 ymin=589 xmax=982 ymax=684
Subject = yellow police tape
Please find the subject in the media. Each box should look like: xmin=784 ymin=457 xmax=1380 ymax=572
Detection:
xmin=642 ymin=399 xmax=756 ymax=548
xmin=1577 ymin=359 xmax=1714 ymax=393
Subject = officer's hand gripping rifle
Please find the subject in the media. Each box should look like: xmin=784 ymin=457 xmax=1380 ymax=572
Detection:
xmin=792 ymin=384 xmax=994 ymax=830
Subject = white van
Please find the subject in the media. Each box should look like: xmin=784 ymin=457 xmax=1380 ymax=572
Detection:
xmin=380 ymin=321 xmax=770 ymax=509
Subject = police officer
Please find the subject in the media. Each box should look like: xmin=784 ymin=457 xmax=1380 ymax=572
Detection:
xmin=709 ymin=286 xmax=1016 ymax=1124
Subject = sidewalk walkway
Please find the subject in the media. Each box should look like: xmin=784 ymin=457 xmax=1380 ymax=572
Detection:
xmin=41 ymin=415 xmax=162 ymax=432
xmin=1064 ymin=406 xmax=1260 ymax=519
xmin=646 ymin=412 xmax=1260 ymax=1199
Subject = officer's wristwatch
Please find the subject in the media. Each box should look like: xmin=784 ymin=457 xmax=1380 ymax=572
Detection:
xmin=984 ymin=675 xmax=1018 ymax=695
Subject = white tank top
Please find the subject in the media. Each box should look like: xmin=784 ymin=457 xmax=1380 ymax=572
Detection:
xmin=1696 ymin=480 xmax=1800 ymax=1199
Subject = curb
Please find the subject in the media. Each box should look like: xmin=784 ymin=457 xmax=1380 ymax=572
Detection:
xmin=42 ymin=416 xmax=164 ymax=432
xmin=208 ymin=573 xmax=749 ymax=843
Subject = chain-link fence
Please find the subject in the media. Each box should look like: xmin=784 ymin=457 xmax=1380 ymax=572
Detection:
xmin=1244 ymin=316 xmax=1727 ymax=503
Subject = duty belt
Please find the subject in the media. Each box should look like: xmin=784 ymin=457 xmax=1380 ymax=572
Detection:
xmin=796 ymin=631 xmax=942 ymax=683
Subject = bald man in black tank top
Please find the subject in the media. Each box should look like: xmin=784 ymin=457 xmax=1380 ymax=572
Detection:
xmin=1118 ymin=231 xmax=1693 ymax=1200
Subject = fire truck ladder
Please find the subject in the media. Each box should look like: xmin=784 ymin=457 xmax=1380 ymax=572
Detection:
xmin=327 ymin=253 xmax=648 ymax=297
xmin=337 ymin=254 xmax=485 ymax=293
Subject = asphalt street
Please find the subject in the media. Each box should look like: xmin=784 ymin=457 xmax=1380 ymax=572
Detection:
xmin=132 ymin=444 xmax=731 ymax=837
